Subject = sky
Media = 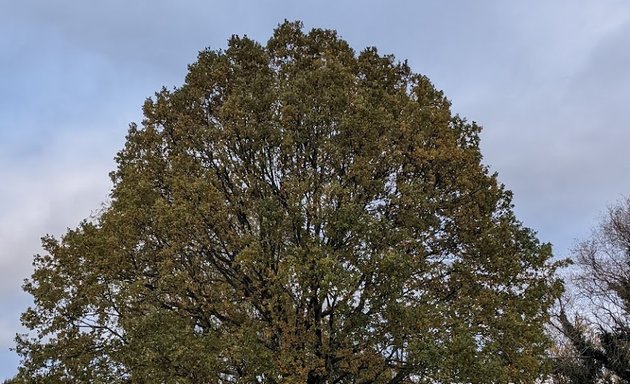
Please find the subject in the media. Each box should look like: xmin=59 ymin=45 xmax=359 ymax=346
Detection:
xmin=1 ymin=0 xmax=630 ymax=379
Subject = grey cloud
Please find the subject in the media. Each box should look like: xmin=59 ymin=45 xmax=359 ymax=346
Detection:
xmin=472 ymin=16 xmax=630 ymax=255
xmin=3 ymin=0 xmax=285 ymax=78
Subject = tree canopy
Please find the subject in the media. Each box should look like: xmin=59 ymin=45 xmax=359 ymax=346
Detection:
xmin=14 ymin=21 xmax=563 ymax=383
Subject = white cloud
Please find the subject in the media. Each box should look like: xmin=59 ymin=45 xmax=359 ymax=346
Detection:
xmin=0 ymin=127 xmax=120 ymax=360
xmin=1 ymin=128 xmax=118 ymax=281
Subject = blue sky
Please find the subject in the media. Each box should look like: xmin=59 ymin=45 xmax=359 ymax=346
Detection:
xmin=1 ymin=0 xmax=630 ymax=379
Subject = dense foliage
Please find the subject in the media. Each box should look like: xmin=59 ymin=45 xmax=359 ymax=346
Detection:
xmin=14 ymin=21 xmax=562 ymax=383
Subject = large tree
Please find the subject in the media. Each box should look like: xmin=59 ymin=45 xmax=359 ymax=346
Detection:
xmin=14 ymin=21 xmax=562 ymax=383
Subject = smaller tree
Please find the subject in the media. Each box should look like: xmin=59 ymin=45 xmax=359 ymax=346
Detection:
xmin=551 ymin=198 xmax=630 ymax=383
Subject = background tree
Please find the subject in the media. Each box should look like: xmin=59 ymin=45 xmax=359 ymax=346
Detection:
xmin=550 ymin=199 xmax=630 ymax=383
xmin=14 ymin=21 xmax=563 ymax=383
